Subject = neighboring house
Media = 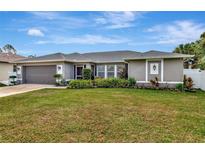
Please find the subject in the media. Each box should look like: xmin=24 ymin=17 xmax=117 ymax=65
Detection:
xmin=15 ymin=50 xmax=193 ymax=85
xmin=0 ymin=52 xmax=25 ymax=85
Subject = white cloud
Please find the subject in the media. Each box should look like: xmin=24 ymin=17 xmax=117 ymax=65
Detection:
xmin=95 ymin=12 xmax=144 ymax=29
xmin=27 ymin=28 xmax=44 ymax=37
xmin=36 ymin=34 xmax=129 ymax=45
xmin=30 ymin=12 xmax=60 ymax=20
xmin=29 ymin=12 xmax=87 ymax=29
xmin=146 ymin=20 xmax=205 ymax=44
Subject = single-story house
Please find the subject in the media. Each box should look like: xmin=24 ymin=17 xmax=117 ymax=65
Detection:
xmin=0 ymin=52 xmax=25 ymax=85
xmin=15 ymin=50 xmax=193 ymax=85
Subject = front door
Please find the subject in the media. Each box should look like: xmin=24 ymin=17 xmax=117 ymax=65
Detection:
xmin=76 ymin=66 xmax=83 ymax=79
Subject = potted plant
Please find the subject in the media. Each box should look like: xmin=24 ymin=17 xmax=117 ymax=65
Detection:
xmin=150 ymin=77 xmax=159 ymax=89
xmin=53 ymin=74 xmax=62 ymax=86
xmin=9 ymin=75 xmax=17 ymax=86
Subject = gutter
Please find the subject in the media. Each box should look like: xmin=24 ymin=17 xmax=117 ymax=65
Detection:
xmin=124 ymin=55 xmax=194 ymax=61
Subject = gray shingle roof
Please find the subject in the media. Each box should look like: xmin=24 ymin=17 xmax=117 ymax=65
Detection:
xmin=15 ymin=50 xmax=194 ymax=63
xmin=124 ymin=50 xmax=194 ymax=60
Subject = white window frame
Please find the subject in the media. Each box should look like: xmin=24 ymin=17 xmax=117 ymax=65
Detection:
xmin=97 ymin=65 xmax=105 ymax=78
xmin=107 ymin=64 xmax=115 ymax=78
xmin=150 ymin=63 xmax=159 ymax=75
xmin=116 ymin=64 xmax=126 ymax=78
xmin=56 ymin=65 xmax=63 ymax=75
xmin=145 ymin=59 xmax=164 ymax=82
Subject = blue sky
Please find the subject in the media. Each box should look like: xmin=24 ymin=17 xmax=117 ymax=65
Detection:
xmin=0 ymin=11 xmax=205 ymax=56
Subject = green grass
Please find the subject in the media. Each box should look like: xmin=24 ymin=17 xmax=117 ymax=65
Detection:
xmin=0 ymin=88 xmax=205 ymax=143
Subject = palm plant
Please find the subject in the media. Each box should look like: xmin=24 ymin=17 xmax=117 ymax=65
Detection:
xmin=53 ymin=74 xmax=62 ymax=86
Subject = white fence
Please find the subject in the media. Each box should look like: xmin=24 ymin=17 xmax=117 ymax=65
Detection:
xmin=184 ymin=69 xmax=205 ymax=90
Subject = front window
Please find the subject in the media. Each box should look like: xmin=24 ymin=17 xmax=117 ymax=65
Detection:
xmin=107 ymin=65 xmax=114 ymax=78
xmin=97 ymin=65 xmax=105 ymax=78
xmin=117 ymin=65 xmax=125 ymax=78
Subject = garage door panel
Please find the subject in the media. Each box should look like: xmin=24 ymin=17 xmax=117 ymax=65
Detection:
xmin=24 ymin=66 xmax=56 ymax=84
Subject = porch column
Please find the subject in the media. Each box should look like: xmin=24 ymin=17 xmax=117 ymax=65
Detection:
xmin=105 ymin=65 xmax=107 ymax=79
xmin=161 ymin=59 xmax=164 ymax=82
xmin=145 ymin=59 xmax=148 ymax=82
xmin=114 ymin=65 xmax=117 ymax=78
xmin=16 ymin=65 xmax=22 ymax=83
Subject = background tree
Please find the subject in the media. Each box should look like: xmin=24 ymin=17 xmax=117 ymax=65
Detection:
xmin=173 ymin=32 xmax=205 ymax=70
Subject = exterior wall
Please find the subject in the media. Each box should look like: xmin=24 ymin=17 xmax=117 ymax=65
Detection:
xmin=0 ymin=62 xmax=13 ymax=83
xmin=19 ymin=62 xmax=75 ymax=81
xmin=164 ymin=58 xmax=183 ymax=82
xmin=128 ymin=60 xmax=146 ymax=81
xmin=127 ymin=58 xmax=183 ymax=83
xmin=64 ymin=62 xmax=74 ymax=80
xmin=148 ymin=60 xmax=161 ymax=81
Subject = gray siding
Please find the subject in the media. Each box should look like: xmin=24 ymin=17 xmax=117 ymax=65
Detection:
xmin=128 ymin=60 xmax=145 ymax=81
xmin=148 ymin=61 xmax=161 ymax=81
xmin=164 ymin=58 xmax=183 ymax=82
xmin=64 ymin=63 xmax=74 ymax=80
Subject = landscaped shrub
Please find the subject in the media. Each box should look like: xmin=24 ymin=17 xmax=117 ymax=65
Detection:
xmin=9 ymin=75 xmax=17 ymax=85
xmin=82 ymin=68 xmax=92 ymax=80
xmin=118 ymin=67 xmax=127 ymax=79
xmin=0 ymin=82 xmax=6 ymax=87
xmin=68 ymin=80 xmax=93 ymax=89
xmin=94 ymin=78 xmax=111 ymax=88
xmin=183 ymin=75 xmax=195 ymax=92
xmin=94 ymin=78 xmax=129 ymax=88
xmin=176 ymin=83 xmax=184 ymax=91
xmin=53 ymin=74 xmax=62 ymax=85
xmin=150 ymin=77 xmax=159 ymax=88
xmin=128 ymin=77 xmax=136 ymax=87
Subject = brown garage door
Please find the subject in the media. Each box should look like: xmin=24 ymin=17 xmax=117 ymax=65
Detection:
xmin=23 ymin=65 xmax=56 ymax=84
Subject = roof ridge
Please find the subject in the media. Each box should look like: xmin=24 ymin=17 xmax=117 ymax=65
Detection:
xmin=79 ymin=50 xmax=139 ymax=54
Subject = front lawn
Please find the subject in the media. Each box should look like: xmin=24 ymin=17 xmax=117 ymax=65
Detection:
xmin=0 ymin=88 xmax=205 ymax=142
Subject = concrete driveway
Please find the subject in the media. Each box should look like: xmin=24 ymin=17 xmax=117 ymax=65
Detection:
xmin=0 ymin=84 xmax=55 ymax=98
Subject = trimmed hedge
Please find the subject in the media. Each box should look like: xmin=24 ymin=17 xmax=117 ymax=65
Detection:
xmin=94 ymin=78 xmax=129 ymax=88
xmin=176 ymin=83 xmax=184 ymax=92
xmin=128 ymin=77 xmax=136 ymax=87
xmin=83 ymin=68 xmax=92 ymax=80
xmin=69 ymin=80 xmax=93 ymax=89
xmin=68 ymin=78 xmax=136 ymax=89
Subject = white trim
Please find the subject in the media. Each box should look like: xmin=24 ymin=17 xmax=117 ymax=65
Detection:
xmin=137 ymin=81 xmax=183 ymax=84
xmin=0 ymin=80 xmax=9 ymax=85
xmin=145 ymin=59 xmax=148 ymax=82
xmin=114 ymin=65 xmax=117 ymax=78
xmin=137 ymin=81 xmax=147 ymax=83
xmin=161 ymin=59 xmax=164 ymax=82
xmin=150 ymin=63 xmax=159 ymax=75
xmin=56 ymin=64 xmax=63 ymax=75
xmin=104 ymin=65 xmax=107 ymax=79
xmin=96 ymin=65 xmax=98 ymax=77
xmin=161 ymin=81 xmax=183 ymax=84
